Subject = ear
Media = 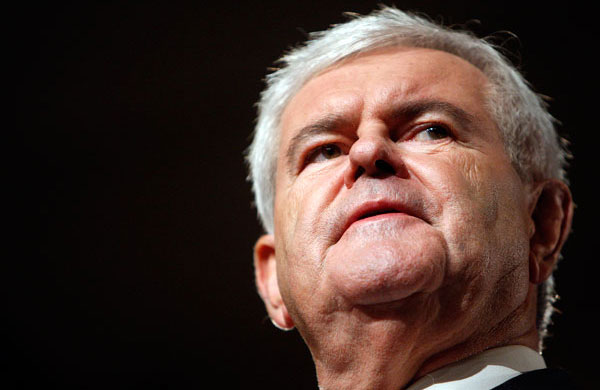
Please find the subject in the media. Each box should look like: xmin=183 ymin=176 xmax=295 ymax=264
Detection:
xmin=528 ymin=179 xmax=574 ymax=284
xmin=254 ymin=234 xmax=294 ymax=330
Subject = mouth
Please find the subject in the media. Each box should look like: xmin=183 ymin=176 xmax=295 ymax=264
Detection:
xmin=343 ymin=201 xmax=417 ymax=234
xmin=356 ymin=208 xmax=401 ymax=221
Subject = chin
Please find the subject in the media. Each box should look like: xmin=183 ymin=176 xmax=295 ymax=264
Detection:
xmin=324 ymin=217 xmax=447 ymax=307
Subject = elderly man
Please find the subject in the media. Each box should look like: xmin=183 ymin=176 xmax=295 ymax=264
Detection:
xmin=246 ymin=7 xmax=576 ymax=390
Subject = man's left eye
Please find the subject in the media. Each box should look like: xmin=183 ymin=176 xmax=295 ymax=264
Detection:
xmin=413 ymin=125 xmax=450 ymax=141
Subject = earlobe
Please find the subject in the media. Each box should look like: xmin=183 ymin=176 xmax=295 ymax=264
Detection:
xmin=528 ymin=180 xmax=574 ymax=284
xmin=254 ymin=234 xmax=295 ymax=330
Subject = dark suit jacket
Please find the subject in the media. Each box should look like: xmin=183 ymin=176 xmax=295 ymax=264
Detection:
xmin=492 ymin=368 xmax=583 ymax=389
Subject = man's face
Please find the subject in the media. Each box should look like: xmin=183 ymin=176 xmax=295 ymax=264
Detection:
xmin=267 ymin=47 xmax=535 ymax=367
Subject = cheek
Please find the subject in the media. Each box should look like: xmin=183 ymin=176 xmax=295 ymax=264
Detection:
xmin=410 ymin=149 xmax=526 ymax=261
xmin=409 ymin=150 xmax=532 ymax=326
xmin=416 ymin=149 xmax=503 ymax=226
xmin=446 ymin=151 xmax=499 ymax=226
xmin=279 ymin=166 xmax=345 ymax=240
xmin=272 ymin=168 xmax=345 ymax=294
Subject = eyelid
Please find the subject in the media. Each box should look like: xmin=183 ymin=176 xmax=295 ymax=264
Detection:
xmin=401 ymin=121 xmax=455 ymax=142
xmin=298 ymin=140 xmax=348 ymax=172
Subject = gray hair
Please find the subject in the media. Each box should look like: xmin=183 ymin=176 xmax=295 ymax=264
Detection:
xmin=246 ymin=6 xmax=569 ymax=350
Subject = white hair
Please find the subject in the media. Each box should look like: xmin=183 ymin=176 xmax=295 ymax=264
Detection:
xmin=246 ymin=6 xmax=569 ymax=349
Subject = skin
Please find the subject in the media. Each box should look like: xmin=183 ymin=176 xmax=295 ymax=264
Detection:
xmin=254 ymin=47 xmax=573 ymax=390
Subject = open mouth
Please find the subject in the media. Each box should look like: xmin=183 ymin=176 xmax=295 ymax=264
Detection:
xmin=339 ymin=200 xmax=421 ymax=238
xmin=356 ymin=208 xmax=401 ymax=221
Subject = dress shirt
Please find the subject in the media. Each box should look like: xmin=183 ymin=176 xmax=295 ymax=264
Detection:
xmin=406 ymin=345 xmax=546 ymax=390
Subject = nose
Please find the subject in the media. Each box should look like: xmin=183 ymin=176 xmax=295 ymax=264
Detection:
xmin=343 ymin=127 xmax=408 ymax=188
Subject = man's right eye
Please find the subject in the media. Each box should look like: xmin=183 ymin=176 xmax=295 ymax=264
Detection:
xmin=305 ymin=144 xmax=343 ymax=165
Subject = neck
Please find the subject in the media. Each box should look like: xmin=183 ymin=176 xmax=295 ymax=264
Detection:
xmin=311 ymin=285 xmax=540 ymax=390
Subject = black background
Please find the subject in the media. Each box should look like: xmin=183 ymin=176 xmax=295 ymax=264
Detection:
xmin=12 ymin=1 xmax=597 ymax=389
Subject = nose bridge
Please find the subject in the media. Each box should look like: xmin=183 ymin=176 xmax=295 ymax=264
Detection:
xmin=352 ymin=120 xmax=389 ymax=170
xmin=344 ymin=119 xmax=407 ymax=188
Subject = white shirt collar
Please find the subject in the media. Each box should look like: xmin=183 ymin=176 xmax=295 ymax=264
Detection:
xmin=406 ymin=345 xmax=546 ymax=390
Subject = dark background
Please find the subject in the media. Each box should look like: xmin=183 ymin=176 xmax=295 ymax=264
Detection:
xmin=12 ymin=1 xmax=596 ymax=389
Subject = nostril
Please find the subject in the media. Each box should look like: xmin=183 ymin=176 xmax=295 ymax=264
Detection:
xmin=354 ymin=166 xmax=365 ymax=181
xmin=375 ymin=159 xmax=395 ymax=175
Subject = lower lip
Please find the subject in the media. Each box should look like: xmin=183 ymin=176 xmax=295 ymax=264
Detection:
xmin=338 ymin=212 xmax=419 ymax=242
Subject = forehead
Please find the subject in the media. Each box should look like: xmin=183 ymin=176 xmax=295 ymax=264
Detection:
xmin=280 ymin=47 xmax=491 ymax=138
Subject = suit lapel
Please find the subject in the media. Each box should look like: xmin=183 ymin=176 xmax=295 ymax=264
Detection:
xmin=491 ymin=368 xmax=582 ymax=389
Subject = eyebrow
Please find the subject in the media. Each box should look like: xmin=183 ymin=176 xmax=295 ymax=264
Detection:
xmin=284 ymin=99 xmax=476 ymax=171
xmin=387 ymin=99 xmax=476 ymax=127
xmin=285 ymin=113 xmax=352 ymax=170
